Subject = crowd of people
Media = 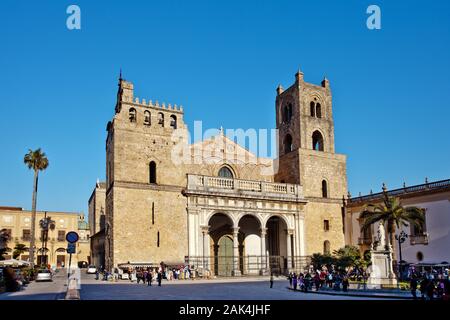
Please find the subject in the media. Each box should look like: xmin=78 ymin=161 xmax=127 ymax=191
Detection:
xmin=288 ymin=270 xmax=350 ymax=293
xmin=95 ymin=265 xmax=197 ymax=286
xmin=408 ymin=268 xmax=450 ymax=300
xmin=287 ymin=266 xmax=450 ymax=300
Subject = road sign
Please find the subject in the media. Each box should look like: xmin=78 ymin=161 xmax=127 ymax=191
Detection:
xmin=67 ymin=243 xmax=76 ymax=254
xmin=66 ymin=231 xmax=79 ymax=243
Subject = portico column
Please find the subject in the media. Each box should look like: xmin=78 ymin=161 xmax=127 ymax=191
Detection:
xmin=232 ymin=227 xmax=241 ymax=276
xmin=260 ymin=228 xmax=268 ymax=275
xmin=201 ymin=226 xmax=209 ymax=270
xmin=286 ymin=229 xmax=294 ymax=272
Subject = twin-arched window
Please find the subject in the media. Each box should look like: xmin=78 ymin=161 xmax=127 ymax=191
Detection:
xmin=283 ymin=103 xmax=293 ymax=123
xmin=310 ymin=101 xmax=322 ymax=118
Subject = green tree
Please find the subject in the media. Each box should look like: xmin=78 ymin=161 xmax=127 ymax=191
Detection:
xmin=333 ymin=245 xmax=362 ymax=272
xmin=359 ymin=184 xmax=425 ymax=251
xmin=24 ymin=148 xmax=49 ymax=267
xmin=13 ymin=243 xmax=29 ymax=259
xmin=311 ymin=253 xmax=335 ymax=271
xmin=0 ymin=229 xmax=12 ymax=260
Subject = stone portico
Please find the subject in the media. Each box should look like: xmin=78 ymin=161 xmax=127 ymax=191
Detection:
xmin=184 ymin=174 xmax=308 ymax=276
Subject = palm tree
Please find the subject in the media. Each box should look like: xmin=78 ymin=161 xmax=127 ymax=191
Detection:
xmin=13 ymin=243 xmax=29 ymax=259
xmin=359 ymin=184 xmax=425 ymax=251
xmin=24 ymin=148 xmax=49 ymax=267
xmin=39 ymin=215 xmax=55 ymax=265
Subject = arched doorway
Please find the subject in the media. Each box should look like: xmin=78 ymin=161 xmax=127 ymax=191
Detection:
xmin=208 ymin=213 xmax=234 ymax=276
xmin=217 ymin=235 xmax=233 ymax=276
xmin=238 ymin=214 xmax=262 ymax=275
xmin=266 ymin=216 xmax=288 ymax=274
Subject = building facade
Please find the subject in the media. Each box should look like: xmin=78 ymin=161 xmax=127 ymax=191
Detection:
xmin=103 ymin=71 xmax=348 ymax=275
xmin=345 ymin=179 xmax=450 ymax=266
xmin=0 ymin=207 xmax=90 ymax=267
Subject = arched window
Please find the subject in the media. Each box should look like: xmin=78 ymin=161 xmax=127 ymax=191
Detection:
xmin=284 ymin=134 xmax=293 ymax=154
xmin=144 ymin=110 xmax=151 ymax=126
xmin=316 ymin=103 xmax=322 ymax=118
xmin=322 ymin=180 xmax=328 ymax=198
xmin=158 ymin=112 xmax=164 ymax=127
xmin=286 ymin=103 xmax=293 ymax=122
xmin=312 ymin=131 xmax=324 ymax=151
xmin=170 ymin=115 xmax=177 ymax=129
xmin=149 ymin=161 xmax=157 ymax=184
xmin=310 ymin=101 xmax=315 ymax=117
xmin=218 ymin=166 xmax=233 ymax=178
xmin=129 ymin=108 xmax=137 ymax=123
xmin=323 ymin=240 xmax=331 ymax=255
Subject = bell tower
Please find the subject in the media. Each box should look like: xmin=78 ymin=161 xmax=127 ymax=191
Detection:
xmin=275 ymin=70 xmax=348 ymax=255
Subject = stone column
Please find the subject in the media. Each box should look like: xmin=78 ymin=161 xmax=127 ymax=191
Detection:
xmin=232 ymin=227 xmax=241 ymax=276
xmin=201 ymin=226 xmax=209 ymax=271
xmin=260 ymin=228 xmax=268 ymax=275
xmin=286 ymin=229 xmax=294 ymax=272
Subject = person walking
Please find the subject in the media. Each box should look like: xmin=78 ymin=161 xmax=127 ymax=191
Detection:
xmin=288 ymin=272 xmax=293 ymax=289
xmin=146 ymin=270 xmax=152 ymax=286
xmin=342 ymin=275 xmax=349 ymax=292
xmin=293 ymin=273 xmax=298 ymax=291
xmin=410 ymin=275 xmax=418 ymax=299
xmin=157 ymin=271 xmax=162 ymax=286
xmin=270 ymin=272 xmax=274 ymax=288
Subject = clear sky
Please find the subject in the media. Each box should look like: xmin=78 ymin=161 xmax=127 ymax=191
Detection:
xmin=1 ymin=0 xmax=450 ymax=217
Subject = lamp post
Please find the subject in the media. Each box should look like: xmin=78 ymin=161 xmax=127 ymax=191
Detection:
xmin=395 ymin=230 xmax=408 ymax=281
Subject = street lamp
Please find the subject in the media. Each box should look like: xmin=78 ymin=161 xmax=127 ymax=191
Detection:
xmin=395 ymin=230 xmax=408 ymax=280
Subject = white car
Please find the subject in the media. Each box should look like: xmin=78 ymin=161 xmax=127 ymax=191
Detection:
xmin=120 ymin=273 xmax=129 ymax=280
xmin=86 ymin=266 xmax=97 ymax=274
xmin=35 ymin=269 xmax=53 ymax=282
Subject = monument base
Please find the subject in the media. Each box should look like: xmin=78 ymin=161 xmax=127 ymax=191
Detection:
xmin=366 ymin=276 xmax=398 ymax=289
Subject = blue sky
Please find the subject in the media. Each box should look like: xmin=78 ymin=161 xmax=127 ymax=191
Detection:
xmin=1 ymin=0 xmax=449 ymax=216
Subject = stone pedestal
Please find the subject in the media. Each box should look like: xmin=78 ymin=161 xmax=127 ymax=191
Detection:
xmin=367 ymin=245 xmax=397 ymax=289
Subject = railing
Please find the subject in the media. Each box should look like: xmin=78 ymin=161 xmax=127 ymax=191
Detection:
xmin=410 ymin=234 xmax=429 ymax=245
xmin=349 ymin=178 xmax=450 ymax=203
xmin=358 ymin=237 xmax=372 ymax=245
xmin=185 ymin=255 xmax=311 ymax=276
xmin=187 ymin=174 xmax=301 ymax=198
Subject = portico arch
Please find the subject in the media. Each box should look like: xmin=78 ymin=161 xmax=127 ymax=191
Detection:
xmin=208 ymin=213 xmax=235 ymax=276
xmin=265 ymin=216 xmax=291 ymax=274
xmin=238 ymin=214 xmax=262 ymax=275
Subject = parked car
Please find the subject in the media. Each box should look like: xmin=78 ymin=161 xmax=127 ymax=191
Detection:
xmin=120 ymin=273 xmax=129 ymax=280
xmin=35 ymin=269 xmax=53 ymax=282
xmin=86 ymin=265 xmax=97 ymax=274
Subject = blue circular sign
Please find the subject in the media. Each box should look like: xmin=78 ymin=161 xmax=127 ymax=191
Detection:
xmin=66 ymin=231 xmax=79 ymax=243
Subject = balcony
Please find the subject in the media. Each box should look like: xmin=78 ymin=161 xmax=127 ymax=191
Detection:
xmin=410 ymin=234 xmax=429 ymax=245
xmin=358 ymin=237 xmax=372 ymax=245
xmin=185 ymin=174 xmax=303 ymax=201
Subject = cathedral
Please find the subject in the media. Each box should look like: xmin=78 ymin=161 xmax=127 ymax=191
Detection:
xmin=94 ymin=70 xmax=348 ymax=276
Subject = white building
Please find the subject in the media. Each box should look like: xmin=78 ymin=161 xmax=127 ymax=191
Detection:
xmin=345 ymin=179 xmax=450 ymax=266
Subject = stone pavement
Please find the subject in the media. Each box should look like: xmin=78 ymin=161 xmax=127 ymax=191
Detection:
xmin=0 ymin=269 xmax=68 ymax=300
xmin=79 ymin=273 xmax=389 ymax=300
xmin=288 ymin=287 xmax=413 ymax=299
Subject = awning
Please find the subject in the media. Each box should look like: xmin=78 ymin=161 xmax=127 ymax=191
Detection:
xmin=0 ymin=259 xmax=31 ymax=267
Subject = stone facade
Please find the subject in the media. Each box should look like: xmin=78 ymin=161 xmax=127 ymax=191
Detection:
xmin=103 ymin=71 xmax=348 ymax=274
xmin=88 ymin=181 xmax=106 ymax=236
xmin=0 ymin=206 xmax=90 ymax=267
